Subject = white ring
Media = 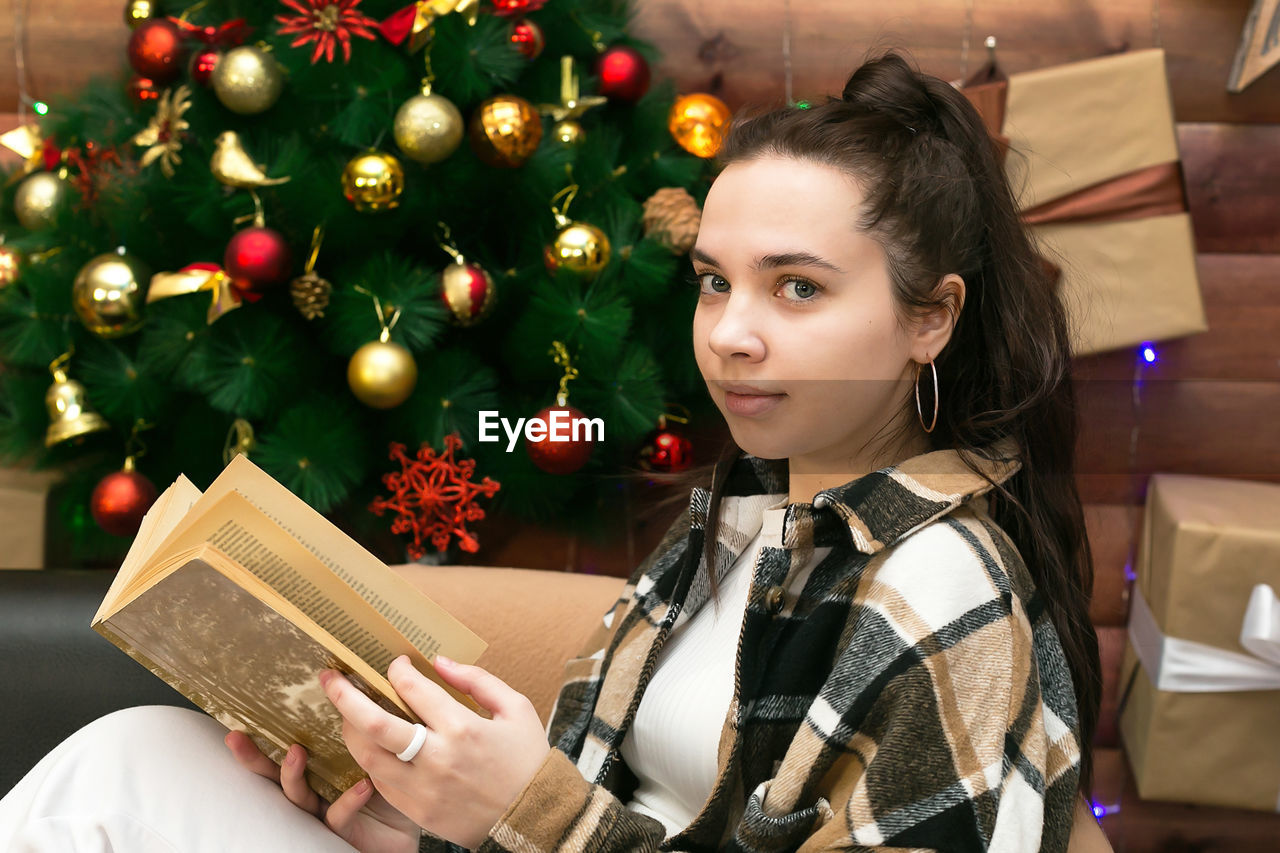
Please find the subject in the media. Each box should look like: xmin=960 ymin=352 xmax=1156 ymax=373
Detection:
xmin=396 ymin=723 xmax=428 ymax=762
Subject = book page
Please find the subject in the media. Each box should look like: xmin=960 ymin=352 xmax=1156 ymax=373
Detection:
xmin=155 ymin=454 xmax=484 ymax=667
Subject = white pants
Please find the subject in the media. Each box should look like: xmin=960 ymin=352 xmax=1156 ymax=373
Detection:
xmin=0 ymin=705 xmax=360 ymax=852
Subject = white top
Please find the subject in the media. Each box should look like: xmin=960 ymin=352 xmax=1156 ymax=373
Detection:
xmin=620 ymin=497 xmax=830 ymax=838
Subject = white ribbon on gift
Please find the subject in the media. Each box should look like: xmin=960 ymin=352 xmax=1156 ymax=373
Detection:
xmin=1128 ymin=582 xmax=1280 ymax=692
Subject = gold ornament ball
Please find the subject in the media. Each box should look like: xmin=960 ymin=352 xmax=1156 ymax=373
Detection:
xmin=211 ymin=45 xmax=284 ymax=115
xmin=124 ymin=0 xmax=157 ymax=28
xmin=668 ymin=93 xmax=732 ymax=159
xmin=72 ymin=250 xmax=149 ymax=338
xmin=544 ymin=222 xmax=611 ymax=280
xmin=551 ymin=119 xmax=585 ymax=148
xmin=15 ymin=171 xmax=69 ymax=231
xmin=0 ymin=245 xmax=23 ymax=290
xmin=468 ymin=94 xmax=543 ymax=168
xmin=341 ymin=151 xmax=405 ymax=212
xmin=347 ymin=339 xmax=418 ymax=409
xmin=394 ymin=92 xmax=464 ymax=164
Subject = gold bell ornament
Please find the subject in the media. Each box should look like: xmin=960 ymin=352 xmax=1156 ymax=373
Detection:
xmin=347 ymin=287 xmax=418 ymax=408
xmin=44 ymin=351 xmax=110 ymax=448
xmin=543 ymin=182 xmax=610 ymax=280
xmin=72 ymin=247 xmax=149 ymax=338
xmin=342 ymin=150 xmax=405 ymax=212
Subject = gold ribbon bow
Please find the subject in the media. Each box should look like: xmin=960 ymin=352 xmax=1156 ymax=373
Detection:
xmin=147 ymin=264 xmax=250 ymax=324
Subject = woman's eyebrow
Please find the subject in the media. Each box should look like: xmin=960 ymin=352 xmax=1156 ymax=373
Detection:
xmin=689 ymin=247 xmax=846 ymax=274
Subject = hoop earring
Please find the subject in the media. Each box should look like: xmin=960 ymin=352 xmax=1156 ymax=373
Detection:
xmin=914 ymin=359 xmax=939 ymax=434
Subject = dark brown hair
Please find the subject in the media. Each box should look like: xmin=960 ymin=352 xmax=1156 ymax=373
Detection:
xmin=692 ymin=50 xmax=1101 ymax=797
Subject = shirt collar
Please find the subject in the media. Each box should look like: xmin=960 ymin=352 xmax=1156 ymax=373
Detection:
xmin=713 ymin=437 xmax=1022 ymax=555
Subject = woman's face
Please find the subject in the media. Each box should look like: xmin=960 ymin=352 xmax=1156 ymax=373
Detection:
xmin=691 ymin=155 xmax=931 ymax=477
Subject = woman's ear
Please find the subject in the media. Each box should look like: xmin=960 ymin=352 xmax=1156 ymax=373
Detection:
xmin=910 ymin=273 xmax=965 ymax=362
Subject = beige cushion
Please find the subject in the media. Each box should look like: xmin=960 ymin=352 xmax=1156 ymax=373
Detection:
xmin=391 ymin=564 xmax=624 ymax=723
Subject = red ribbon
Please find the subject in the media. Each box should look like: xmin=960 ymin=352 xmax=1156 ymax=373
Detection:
xmin=168 ymin=18 xmax=252 ymax=47
xmin=378 ymin=5 xmax=418 ymax=45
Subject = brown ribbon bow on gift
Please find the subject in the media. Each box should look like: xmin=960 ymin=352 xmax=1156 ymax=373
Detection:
xmin=957 ymin=58 xmax=1189 ymax=286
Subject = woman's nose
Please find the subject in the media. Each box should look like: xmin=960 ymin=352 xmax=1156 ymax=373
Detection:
xmin=706 ymin=293 xmax=766 ymax=361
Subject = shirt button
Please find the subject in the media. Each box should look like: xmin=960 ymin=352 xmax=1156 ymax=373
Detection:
xmin=764 ymin=585 xmax=786 ymax=613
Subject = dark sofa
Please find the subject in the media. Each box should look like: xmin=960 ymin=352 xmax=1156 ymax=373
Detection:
xmin=0 ymin=570 xmax=195 ymax=796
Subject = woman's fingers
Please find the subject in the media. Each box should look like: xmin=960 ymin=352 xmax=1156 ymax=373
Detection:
xmin=320 ymin=668 xmax=428 ymax=762
xmin=225 ymin=732 xmax=326 ymax=818
xmin=323 ymin=777 xmax=375 ymax=835
xmin=224 ymin=730 xmax=280 ymax=783
xmin=280 ymin=744 xmax=324 ymax=816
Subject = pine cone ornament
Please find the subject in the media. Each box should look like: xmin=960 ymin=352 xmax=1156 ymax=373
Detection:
xmin=290 ymin=271 xmax=332 ymax=319
xmin=642 ymin=187 xmax=701 ymax=255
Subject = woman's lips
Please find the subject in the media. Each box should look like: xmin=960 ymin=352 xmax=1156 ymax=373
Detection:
xmin=723 ymin=390 xmax=786 ymax=417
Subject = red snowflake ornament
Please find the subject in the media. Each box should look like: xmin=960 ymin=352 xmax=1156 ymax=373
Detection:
xmin=370 ymin=434 xmax=500 ymax=558
xmin=275 ymin=0 xmax=378 ymax=64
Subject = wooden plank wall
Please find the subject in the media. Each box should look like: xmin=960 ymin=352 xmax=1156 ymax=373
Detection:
xmin=2 ymin=2 xmax=1278 ymax=847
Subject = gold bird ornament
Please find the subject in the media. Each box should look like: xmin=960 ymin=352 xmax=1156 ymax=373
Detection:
xmin=210 ymin=130 xmax=290 ymax=188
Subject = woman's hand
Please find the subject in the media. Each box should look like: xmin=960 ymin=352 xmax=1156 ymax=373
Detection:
xmin=225 ymin=730 xmax=421 ymax=853
xmin=321 ymin=654 xmax=552 ymax=850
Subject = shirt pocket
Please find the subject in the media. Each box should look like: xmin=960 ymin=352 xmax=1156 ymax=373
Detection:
xmin=735 ymin=779 xmax=834 ymax=851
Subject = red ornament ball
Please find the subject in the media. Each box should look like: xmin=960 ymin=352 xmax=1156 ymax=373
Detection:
xmin=525 ymin=405 xmax=594 ymax=475
xmin=91 ymin=467 xmax=158 ymax=537
xmin=127 ymin=76 xmax=162 ymax=103
xmin=439 ymin=259 xmax=496 ymax=326
xmin=489 ymin=0 xmax=548 ymax=16
xmin=596 ymin=45 xmax=650 ymax=103
xmin=509 ymin=19 xmax=544 ymax=59
xmin=637 ymin=426 xmax=693 ymax=473
xmin=127 ymin=18 xmax=186 ymax=83
xmin=224 ymin=226 xmax=292 ymax=288
xmin=191 ymin=48 xmax=220 ymax=86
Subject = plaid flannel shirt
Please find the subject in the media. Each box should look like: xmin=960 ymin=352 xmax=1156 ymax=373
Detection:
xmin=424 ymin=441 xmax=1082 ymax=852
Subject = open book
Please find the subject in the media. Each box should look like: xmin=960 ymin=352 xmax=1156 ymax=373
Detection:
xmin=92 ymin=454 xmax=487 ymax=803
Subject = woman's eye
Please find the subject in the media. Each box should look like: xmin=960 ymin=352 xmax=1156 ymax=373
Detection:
xmin=697 ymin=273 xmax=730 ymax=294
xmin=781 ymin=279 xmax=819 ymax=300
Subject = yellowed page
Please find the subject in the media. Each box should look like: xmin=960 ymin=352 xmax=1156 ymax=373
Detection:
xmin=156 ymin=454 xmax=485 ymax=667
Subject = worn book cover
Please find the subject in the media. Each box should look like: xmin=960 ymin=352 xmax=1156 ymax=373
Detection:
xmin=92 ymin=455 xmax=487 ymax=801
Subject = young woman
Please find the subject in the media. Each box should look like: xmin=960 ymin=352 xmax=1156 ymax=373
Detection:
xmin=0 ymin=51 xmax=1109 ymax=852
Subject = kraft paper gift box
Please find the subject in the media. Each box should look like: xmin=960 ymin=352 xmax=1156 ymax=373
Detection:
xmin=961 ymin=48 xmax=1208 ymax=356
xmin=0 ymin=466 xmax=60 ymax=569
xmin=1118 ymin=473 xmax=1280 ymax=812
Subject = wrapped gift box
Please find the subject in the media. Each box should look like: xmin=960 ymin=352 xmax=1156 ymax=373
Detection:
xmin=963 ymin=49 xmax=1207 ymax=355
xmin=1118 ymin=473 xmax=1280 ymax=811
xmin=0 ymin=466 xmax=60 ymax=569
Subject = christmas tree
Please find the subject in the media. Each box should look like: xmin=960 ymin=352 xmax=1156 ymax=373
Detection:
xmin=0 ymin=0 xmax=730 ymax=566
